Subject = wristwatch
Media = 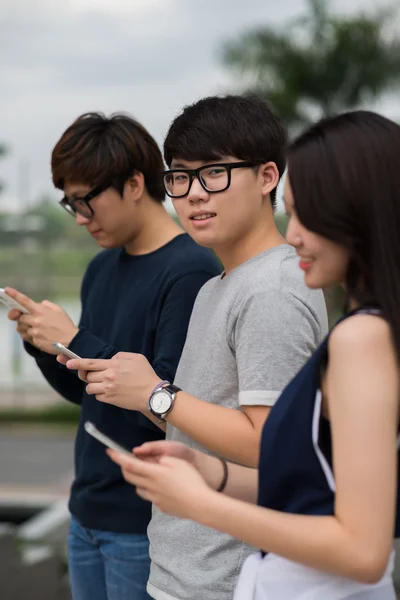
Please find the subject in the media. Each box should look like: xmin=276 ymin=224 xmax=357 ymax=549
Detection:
xmin=148 ymin=383 xmax=181 ymax=422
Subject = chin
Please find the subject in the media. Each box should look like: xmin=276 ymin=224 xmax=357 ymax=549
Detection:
xmin=304 ymin=271 xmax=323 ymax=289
xmin=96 ymin=238 xmax=119 ymax=249
xmin=188 ymin=231 xmax=217 ymax=249
xmin=304 ymin=270 xmax=334 ymax=290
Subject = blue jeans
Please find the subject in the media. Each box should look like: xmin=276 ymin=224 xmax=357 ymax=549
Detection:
xmin=67 ymin=516 xmax=151 ymax=600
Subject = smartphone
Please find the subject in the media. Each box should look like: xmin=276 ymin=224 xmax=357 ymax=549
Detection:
xmin=0 ymin=288 xmax=29 ymax=314
xmin=52 ymin=342 xmax=82 ymax=360
xmin=84 ymin=421 xmax=134 ymax=457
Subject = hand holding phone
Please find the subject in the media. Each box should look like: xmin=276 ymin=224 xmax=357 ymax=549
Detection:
xmin=84 ymin=421 xmax=134 ymax=457
xmin=52 ymin=342 xmax=82 ymax=360
xmin=0 ymin=288 xmax=30 ymax=314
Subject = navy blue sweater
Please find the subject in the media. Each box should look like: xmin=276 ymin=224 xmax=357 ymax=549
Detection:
xmin=26 ymin=234 xmax=220 ymax=533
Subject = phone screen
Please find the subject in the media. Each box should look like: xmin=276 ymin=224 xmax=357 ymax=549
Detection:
xmin=84 ymin=421 xmax=133 ymax=457
xmin=0 ymin=289 xmax=29 ymax=314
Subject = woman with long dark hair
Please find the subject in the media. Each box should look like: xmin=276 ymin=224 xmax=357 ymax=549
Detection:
xmin=108 ymin=110 xmax=400 ymax=599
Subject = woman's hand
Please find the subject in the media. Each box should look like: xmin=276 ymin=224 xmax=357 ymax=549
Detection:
xmin=108 ymin=449 xmax=214 ymax=520
xmin=133 ymin=440 xmax=197 ymax=466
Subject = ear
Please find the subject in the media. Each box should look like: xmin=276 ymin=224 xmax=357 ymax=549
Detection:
xmin=124 ymin=171 xmax=145 ymax=202
xmin=259 ymin=162 xmax=280 ymax=198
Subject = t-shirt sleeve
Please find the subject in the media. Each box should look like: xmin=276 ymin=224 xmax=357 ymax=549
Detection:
xmin=231 ymin=289 xmax=322 ymax=407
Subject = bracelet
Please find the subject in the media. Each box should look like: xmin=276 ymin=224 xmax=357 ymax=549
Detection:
xmin=216 ymin=458 xmax=228 ymax=493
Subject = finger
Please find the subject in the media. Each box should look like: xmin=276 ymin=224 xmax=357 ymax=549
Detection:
xmin=85 ymin=382 xmax=106 ymax=396
xmin=136 ymin=488 xmax=154 ymax=502
xmin=16 ymin=323 xmax=29 ymax=335
xmin=112 ymin=352 xmax=137 ymax=360
xmin=56 ymin=354 xmax=69 ymax=365
xmin=8 ymin=308 xmax=22 ymax=321
xmin=4 ymin=288 xmax=39 ymax=313
xmin=41 ymin=300 xmax=61 ymax=311
xmin=21 ymin=333 xmax=33 ymax=343
xmin=108 ymin=449 xmax=162 ymax=478
xmin=66 ymin=358 xmax=112 ymax=371
xmin=134 ymin=441 xmax=171 ymax=457
xmin=78 ymin=370 xmax=88 ymax=382
xmin=159 ymin=456 xmax=187 ymax=469
xmin=85 ymin=371 xmax=106 ymax=383
xmin=18 ymin=314 xmax=37 ymax=327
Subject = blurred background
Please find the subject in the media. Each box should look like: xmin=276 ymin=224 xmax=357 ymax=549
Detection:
xmin=1 ymin=0 xmax=400 ymax=597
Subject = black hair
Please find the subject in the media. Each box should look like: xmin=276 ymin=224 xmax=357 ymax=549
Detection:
xmin=164 ymin=95 xmax=287 ymax=208
xmin=52 ymin=112 xmax=165 ymax=202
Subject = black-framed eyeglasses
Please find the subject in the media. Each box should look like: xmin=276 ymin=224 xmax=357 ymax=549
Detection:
xmin=162 ymin=161 xmax=259 ymax=199
xmin=59 ymin=184 xmax=108 ymax=218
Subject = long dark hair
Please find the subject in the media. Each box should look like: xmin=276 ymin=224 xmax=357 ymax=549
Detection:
xmin=288 ymin=110 xmax=400 ymax=359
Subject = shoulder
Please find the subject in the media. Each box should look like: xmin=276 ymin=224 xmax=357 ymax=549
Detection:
xmin=83 ymin=248 xmax=117 ymax=277
xmin=163 ymin=234 xmax=221 ymax=277
xmin=329 ymin=313 xmax=394 ymax=360
xmin=234 ymin=246 xmax=327 ymax=333
xmin=279 ymin=247 xmax=328 ymax=333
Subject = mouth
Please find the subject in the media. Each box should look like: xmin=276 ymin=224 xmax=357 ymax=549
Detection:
xmin=299 ymin=259 xmax=313 ymax=271
xmin=89 ymin=229 xmax=102 ymax=237
xmin=189 ymin=212 xmax=216 ymax=225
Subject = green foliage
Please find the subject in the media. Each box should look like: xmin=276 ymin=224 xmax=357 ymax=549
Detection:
xmin=0 ymin=403 xmax=80 ymax=425
xmin=222 ymin=0 xmax=400 ymax=134
xmin=274 ymin=212 xmax=289 ymax=236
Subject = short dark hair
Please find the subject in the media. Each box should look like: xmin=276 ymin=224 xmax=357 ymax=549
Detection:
xmin=163 ymin=95 xmax=287 ymax=209
xmin=51 ymin=112 xmax=165 ymax=202
xmin=288 ymin=110 xmax=400 ymax=359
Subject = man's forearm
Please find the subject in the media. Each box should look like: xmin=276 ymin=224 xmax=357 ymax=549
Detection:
xmin=162 ymin=392 xmax=261 ymax=466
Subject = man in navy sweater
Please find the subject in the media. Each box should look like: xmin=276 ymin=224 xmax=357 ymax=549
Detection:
xmin=6 ymin=112 xmax=220 ymax=600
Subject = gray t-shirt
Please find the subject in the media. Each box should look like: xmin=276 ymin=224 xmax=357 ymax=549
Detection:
xmin=147 ymin=245 xmax=328 ymax=600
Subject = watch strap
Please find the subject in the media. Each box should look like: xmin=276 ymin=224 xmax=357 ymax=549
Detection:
xmin=162 ymin=384 xmax=182 ymax=395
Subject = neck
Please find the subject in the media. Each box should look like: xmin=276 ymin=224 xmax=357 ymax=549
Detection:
xmin=124 ymin=199 xmax=183 ymax=255
xmin=216 ymin=214 xmax=286 ymax=275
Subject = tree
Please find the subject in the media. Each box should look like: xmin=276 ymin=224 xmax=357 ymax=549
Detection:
xmin=222 ymin=0 xmax=400 ymax=134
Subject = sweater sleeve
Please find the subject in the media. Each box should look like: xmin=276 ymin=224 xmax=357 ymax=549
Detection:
xmin=135 ymin=269 xmax=216 ymax=432
xmin=23 ymin=253 xmax=109 ymax=405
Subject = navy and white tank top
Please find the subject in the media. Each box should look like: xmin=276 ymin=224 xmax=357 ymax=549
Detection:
xmin=257 ymin=307 xmax=400 ymax=537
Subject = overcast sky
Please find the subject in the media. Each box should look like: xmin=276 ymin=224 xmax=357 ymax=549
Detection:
xmin=0 ymin=0 xmax=397 ymax=213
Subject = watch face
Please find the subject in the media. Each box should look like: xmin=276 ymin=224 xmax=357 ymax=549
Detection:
xmin=151 ymin=390 xmax=172 ymax=414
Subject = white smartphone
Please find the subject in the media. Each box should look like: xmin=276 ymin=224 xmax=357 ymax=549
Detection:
xmin=52 ymin=342 xmax=82 ymax=360
xmin=0 ymin=288 xmax=29 ymax=314
xmin=84 ymin=421 xmax=134 ymax=457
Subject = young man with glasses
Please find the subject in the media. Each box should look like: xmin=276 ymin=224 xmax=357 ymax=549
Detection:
xmin=6 ymin=112 xmax=220 ymax=600
xmin=62 ymin=96 xmax=329 ymax=600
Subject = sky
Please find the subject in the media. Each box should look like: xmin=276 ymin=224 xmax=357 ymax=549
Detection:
xmin=0 ymin=0 xmax=397 ymax=213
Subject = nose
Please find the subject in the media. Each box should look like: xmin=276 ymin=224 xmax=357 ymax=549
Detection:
xmin=187 ymin=176 xmax=209 ymax=204
xmin=75 ymin=211 xmax=91 ymax=226
xmin=285 ymin=217 xmax=301 ymax=248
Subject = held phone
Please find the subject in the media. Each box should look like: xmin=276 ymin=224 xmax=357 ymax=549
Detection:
xmin=84 ymin=421 xmax=134 ymax=457
xmin=52 ymin=342 xmax=82 ymax=360
xmin=0 ymin=288 xmax=29 ymax=314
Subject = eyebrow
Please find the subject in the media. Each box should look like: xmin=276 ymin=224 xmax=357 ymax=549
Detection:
xmin=170 ymin=163 xmax=189 ymax=169
xmin=68 ymin=190 xmax=87 ymax=200
xmin=170 ymin=158 xmax=226 ymax=170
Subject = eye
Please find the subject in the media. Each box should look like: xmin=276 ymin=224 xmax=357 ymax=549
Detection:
xmin=207 ymin=168 xmax=225 ymax=176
